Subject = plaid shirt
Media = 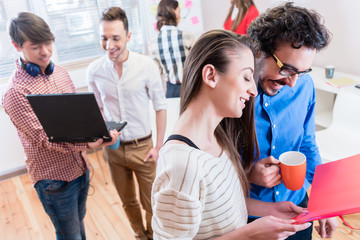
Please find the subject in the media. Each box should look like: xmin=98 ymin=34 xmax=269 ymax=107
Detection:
xmin=149 ymin=25 xmax=195 ymax=84
xmin=2 ymin=60 xmax=89 ymax=185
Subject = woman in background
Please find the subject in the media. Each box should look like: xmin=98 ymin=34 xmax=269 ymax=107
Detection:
xmin=149 ymin=0 xmax=195 ymax=98
xmin=224 ymin=0 xmax=259 ymax=35
xmin=151 ymin=29 xmax=311 ymax=239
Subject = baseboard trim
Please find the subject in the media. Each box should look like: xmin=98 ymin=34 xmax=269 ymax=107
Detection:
xmin=0 ymin=166 xmax=28 ymax=182
xmin=0 ymin=149 xmax=99 ymax=182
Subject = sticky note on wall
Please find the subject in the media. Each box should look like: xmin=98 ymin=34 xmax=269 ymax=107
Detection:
xmin=191 ymin=16 xmax=199 ymax=25
xmin=185 ymin=0 xmax=193 ymax=8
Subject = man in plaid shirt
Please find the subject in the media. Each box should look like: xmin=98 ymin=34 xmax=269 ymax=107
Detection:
xmin=2 ymin=12 xmax=119 ymax=239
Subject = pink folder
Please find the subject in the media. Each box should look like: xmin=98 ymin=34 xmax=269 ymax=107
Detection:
xmin=293 ymin=154 xmax=360 ymax=224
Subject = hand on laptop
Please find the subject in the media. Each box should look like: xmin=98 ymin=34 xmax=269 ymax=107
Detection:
xmin=87 ymin=130 xmax=121 ymax=149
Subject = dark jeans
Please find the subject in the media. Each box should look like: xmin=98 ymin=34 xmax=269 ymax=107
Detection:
xmin=248 ymin=195 xmax=313 ymax=240
xmin=166 ymin=81 xmax=181 ymax=98
xmin=34 ymin=170 xmax=90 ymax=240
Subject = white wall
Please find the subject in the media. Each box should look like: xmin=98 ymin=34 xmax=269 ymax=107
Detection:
xmin=201 ymin=0 xmax=360 ymax=77
xmin=0 ymin=109 xmax=26 ymax=178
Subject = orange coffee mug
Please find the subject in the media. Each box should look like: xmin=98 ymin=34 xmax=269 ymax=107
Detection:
xmin=279 ymin=151 xmax=306 ymax=191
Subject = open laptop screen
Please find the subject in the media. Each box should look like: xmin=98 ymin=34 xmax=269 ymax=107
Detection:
xmin=26 ymin=92 xmax=121 ymax=142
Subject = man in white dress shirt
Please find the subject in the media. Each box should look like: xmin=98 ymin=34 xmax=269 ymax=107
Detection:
xmin=87 ymin=7 xmax=167 ymax=240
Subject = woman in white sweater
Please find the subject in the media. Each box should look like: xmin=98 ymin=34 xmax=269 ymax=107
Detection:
xmin=151 ymin=30 xmax=311 ymax=239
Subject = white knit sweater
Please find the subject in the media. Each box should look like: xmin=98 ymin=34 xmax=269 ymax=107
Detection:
xmin=152 ymin=144 xmax=248 ymax=239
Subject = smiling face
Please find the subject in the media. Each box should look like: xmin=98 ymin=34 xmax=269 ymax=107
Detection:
xmin=13 ymin=40 xmax=53 ymax=72
xmin=214 ymin=48 xmax=258 ymax=118
xmin=259 ymin=43 xmax=316 ymax=96
xmin=100 ymin=19 xmax=131 ymax=63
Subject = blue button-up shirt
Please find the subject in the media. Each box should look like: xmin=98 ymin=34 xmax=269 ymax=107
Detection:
xmin=251 ymin=75 xmax=322 ymax=208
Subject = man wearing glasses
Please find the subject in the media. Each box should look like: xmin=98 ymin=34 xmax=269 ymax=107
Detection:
xmin=246 ymin=3 xmax=338 ymax=240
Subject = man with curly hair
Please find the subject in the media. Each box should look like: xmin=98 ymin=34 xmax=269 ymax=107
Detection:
xmin=246 ymin=3 xmax=338 ymax=239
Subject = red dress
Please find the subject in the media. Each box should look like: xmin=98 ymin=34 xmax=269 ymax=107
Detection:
xmin=224 ymin=5 xmax=259 ymax=35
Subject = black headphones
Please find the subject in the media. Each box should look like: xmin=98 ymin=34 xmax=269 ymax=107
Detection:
xmin=19 ymin=58 xmax=55 ymax=77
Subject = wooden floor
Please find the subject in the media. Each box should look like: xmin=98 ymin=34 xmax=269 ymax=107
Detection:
xmin=1 ymin=150 xmax=359 ymax=240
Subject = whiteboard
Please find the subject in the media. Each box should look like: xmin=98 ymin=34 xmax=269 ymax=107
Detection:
xmin=143 ymin=0 xmax=204 ymax=41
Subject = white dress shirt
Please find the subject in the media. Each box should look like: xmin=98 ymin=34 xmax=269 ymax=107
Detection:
xmin=87 ymin=51 xmax=167 ymax=141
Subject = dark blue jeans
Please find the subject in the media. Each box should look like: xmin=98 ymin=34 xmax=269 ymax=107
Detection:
xmin=248 ymin=195 xmax=313 ymax=240
xmin=34 ymin=170 xmax=90 ymax=240
xmin=166 ymin=81 xmax=181 ymax=98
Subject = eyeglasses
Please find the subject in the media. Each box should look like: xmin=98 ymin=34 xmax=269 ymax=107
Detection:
xmin=272 ymin=53 xmax=312 ymax=77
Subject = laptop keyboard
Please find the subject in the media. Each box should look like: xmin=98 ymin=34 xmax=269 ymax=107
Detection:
xmin=105 ymin=121 xmax=127 ymax=132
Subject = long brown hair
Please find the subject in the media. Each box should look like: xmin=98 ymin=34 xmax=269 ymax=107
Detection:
xmin=180 ymin=29 xmax=259 ymax=194
xmin=225 ymin=0 xmax=255 ymax=32
xmin=156 ymin=0 xmax=179 ymax=30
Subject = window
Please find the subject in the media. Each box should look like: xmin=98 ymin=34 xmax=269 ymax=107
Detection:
xmin=0 ymin=0 xmax=147 ymax=81
xmin=110 ymin=0 xmax=147 ymax=54
xmin=0 ymin=0 xmax=31 ymax=79
xmin=44 ymin=0 xmax=103 ymax=63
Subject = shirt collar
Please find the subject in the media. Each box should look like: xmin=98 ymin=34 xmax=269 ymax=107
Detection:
xmin=160 ymin=25 xmax=177 ymax=31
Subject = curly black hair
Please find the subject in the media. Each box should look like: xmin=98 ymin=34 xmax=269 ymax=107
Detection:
xmin=247 ymin=2 xmax=331 ymax=57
